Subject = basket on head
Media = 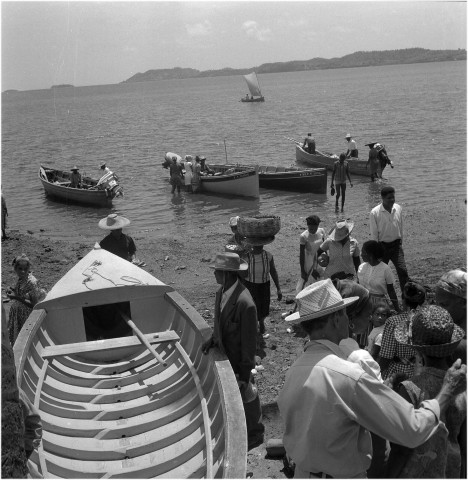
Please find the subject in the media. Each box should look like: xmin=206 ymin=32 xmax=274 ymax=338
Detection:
xmin=237 ymin=215 xmax=281 ymax=238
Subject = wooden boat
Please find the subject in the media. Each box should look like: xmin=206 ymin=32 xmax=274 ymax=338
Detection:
xmin=39 ymin=166 xmax=123 ymax=207
xmin=257 ymin=165 xmax=327 ymax=193
xmin=295 ymin=145 xmax=383 ymax=177
xmin=14 ymin=245 xmax=247 ymax=479
xmin=240 ymin=72 xmax=265 ymax=102
xmin=201 ymin=164 xmax=259 ymax=198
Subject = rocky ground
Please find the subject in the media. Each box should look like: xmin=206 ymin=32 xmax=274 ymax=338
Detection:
xmin=1 ymin=198 xmax=466 ymax=478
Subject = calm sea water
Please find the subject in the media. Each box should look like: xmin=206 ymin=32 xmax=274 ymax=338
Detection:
xmin=1 ymin=61 xmax=466 ymax=242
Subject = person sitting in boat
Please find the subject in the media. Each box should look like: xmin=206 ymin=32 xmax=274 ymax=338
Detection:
xmin=199 ymin=156 xmax=214 ymax=176
xmin=98 ymin=214 xmax=136 ymax=262
xmin=69 ymin=166 xmax=82 ymax=188
xmin=98 ymin=162 xmax=119 ymax=183
xmin=345 ymin=133 xmax=358 ymax=158
xmin=302 ymin=133 xmax=316 ymax=154
xmin=245 ymin=93 xmax=250 ymax=100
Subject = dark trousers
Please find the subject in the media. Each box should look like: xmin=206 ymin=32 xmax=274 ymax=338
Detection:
xmin=244 ymin=394 xmax=265 ymax=449
xmin=380 ymin=240 xmax=409 ymax=295
xmin=335 ymin=182 xmax=347 ymax=208
xmin=367 ymin=432 xmax=388 ymax=478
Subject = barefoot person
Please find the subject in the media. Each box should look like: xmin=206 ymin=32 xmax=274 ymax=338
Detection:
xmin=278 ymin=279 xmax=467 ymax=479
xmin=331 ymin=153 xmax=353 ymax=212
xmin=202 ymin=252 xmax=265 ymax=450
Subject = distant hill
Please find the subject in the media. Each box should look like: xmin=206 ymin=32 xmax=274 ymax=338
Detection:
xmin=123 ymin=48 xmax=466 ymax=83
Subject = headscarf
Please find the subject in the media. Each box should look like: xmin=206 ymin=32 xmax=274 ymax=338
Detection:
xmin=436 ymin=268 xmax=467 ymax=299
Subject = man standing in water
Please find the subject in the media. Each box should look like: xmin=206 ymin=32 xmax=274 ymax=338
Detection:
xmin=331 ymin=153 xmax=353 ymax=212
xmin=370 ymin=186 xmax=409 ymax=296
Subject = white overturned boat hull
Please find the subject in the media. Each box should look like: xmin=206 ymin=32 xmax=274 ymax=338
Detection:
xmin=15 ymin=245 xmax=246 ymax=479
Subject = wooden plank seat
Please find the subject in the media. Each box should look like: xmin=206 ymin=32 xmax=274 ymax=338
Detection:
xmin=42 ymin=330 xmax=179 ymax=359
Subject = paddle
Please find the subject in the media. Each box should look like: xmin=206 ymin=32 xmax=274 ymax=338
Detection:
xmin=119 ymin=310 xmax=168 ymax=367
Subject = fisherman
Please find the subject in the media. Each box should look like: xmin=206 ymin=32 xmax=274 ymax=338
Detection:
xmin=302 ymin=133 xmax=316 ymax=154
xmin=331 ymin=153 xmax=353 ymax=212
xmin=345 ymin=133 xmax=358 ymax=158
xmin=69 ymin=166 xmax=82 ymax=188
xmin=98 ymin=214 xmax=136 ymax=262
xmin=199 ymin=156 xmax=214 ymax=175
xmin=365 ymin=143 xmax=394 ymax=172
xmin=99 ymin=162 xmax=110 ymax=175
xmin=366 ymin=143 xmax=380 ymax=181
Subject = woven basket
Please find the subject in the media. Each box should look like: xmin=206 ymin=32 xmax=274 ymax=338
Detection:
xmin=237 ymin=215 xmax=281 ymax=237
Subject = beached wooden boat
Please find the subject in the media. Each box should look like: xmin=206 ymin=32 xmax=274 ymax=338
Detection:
xmin=240 ymin=72 xmax=265 ymax=102
xmin=14 ymin=245 xmax=247 ymax=479
xmin=257 ymin=165 xmax=327 ymax=193
xmin=39 ymin=165 xmax=123 ymax=207
xmin=295 ymin=145 xmax=382 ymax=177
xmin=201 ymin=165 xmax=259 ymax=198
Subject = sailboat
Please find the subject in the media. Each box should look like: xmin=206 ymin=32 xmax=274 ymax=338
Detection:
xmin=241 ymin=72 xmax=265 ymax=102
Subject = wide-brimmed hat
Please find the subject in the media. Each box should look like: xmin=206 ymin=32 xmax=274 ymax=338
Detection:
xmin=345 ymin=133 xmax=352 ymax=139
xmin=437 ymin=268 xmax=467 ymax=299
xmin=229 ymin=216 xmax=239 ymax=227
xmin=365 ymin=142 xmax=377 ymax=148
xmin=395 ymin=305 xmax=465 ymax=357
xmin=209 ymin=252 xmax=248 ymax=271
xmin=244 ymin=236 xmax=275 ymax=246
xmin=200 ymin=156 xmax=206 ymax=161
xmin=285 ymin=279 xmax=359 ymax=323
xmin=71 ymin=166 xmax=79 ymax=171
xmin=329 ymin=220 xmax=354 ymax=241
xmin=98 ymin=213 xmax=130 ymax=230
xmin=100 ymin=162 xmax=107 ymax=168
xmin=184 ymin=155 xmax=193 ymax=161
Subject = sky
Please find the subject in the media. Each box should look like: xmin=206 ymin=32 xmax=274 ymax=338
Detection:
xmin=1 ymin=1 xmax=467 ymax=91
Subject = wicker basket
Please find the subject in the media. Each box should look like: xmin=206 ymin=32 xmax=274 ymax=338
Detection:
xmin=237 ymin=215 xmax=281 ymax=237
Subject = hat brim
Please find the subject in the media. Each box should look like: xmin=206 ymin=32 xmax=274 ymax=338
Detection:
xmin=98 ymin=217 xmax=131 ymax=230
xmin=329 ymin=222 xmax=354 ymax=241
xmin=244 ymin=236 xmax=275 ymax=246
xmin=209 ymin=257 xmax=248 ymax=271
xmin=394 ymin=323 xmax=465 ymax=358
xmin=285 ymin=296 xmax=359 ymax=323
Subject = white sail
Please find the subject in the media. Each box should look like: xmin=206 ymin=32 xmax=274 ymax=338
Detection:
xmin=243 ymin=72 xmax=262 ymax=97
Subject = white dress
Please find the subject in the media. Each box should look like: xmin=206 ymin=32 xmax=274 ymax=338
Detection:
xmin=296 ymin=228 xmax=326 ymax=294
xmin=183 ymin=161 xmax=193 ymax=186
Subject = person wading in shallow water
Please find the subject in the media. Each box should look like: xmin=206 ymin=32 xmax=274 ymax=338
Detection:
xmin=331 ymin=153 xmax=353 ymax=212
xmin=202 ymin=252 xmax=265 ymax=451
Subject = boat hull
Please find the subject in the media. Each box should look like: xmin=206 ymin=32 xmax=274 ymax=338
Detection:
xmin=14 ymin=246 xmax=247 ymax=479
xmin=39 ymin=166 xmax=123 ymax=207
xmin=201 ymin=165 xmax=259 ymax=198
xmin=258 ymin=166 xmax=327 ymax=193
xmin=295 ymin=145 xmax=384 ymax=178
xmin=241 ymin=97 xmax=265 ymax=102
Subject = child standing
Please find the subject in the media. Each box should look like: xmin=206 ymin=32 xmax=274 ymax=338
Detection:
xmin=367 ymin=304 xmax=391 ymax=360
xmin=7 ymin=254 xmax=45 ymax=346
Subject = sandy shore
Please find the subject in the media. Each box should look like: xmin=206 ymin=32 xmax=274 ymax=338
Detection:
xmin=1 ymin=198 xmax=466 ymax=478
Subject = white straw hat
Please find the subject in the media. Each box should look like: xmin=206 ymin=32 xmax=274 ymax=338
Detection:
xmin=286 ymin=279 xmax=359 ymax=323
xmin=98 ymin=213 xmax=130 ymax=230
xmin=329 ymin=220 xmax=354 ymax=241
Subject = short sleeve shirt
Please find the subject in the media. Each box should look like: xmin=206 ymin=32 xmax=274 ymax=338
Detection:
xmin=321 ymin=237 xmax=360 ymax=279
xmin=358 ymin=262 xmax=395 ymax=295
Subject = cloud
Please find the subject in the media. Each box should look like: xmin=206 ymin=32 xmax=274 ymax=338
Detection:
xmin=241 ymin=20 xmax=272 ymax=42
xmin=186 ymin=20 xmax=212 ymax=37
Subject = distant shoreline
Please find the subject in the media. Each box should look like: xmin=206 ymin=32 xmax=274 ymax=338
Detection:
xmin=3 ymin=48 xmax=466 ymax=93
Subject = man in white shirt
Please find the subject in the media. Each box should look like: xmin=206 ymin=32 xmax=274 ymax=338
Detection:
xmin=369 ymin=186 xmax=409 ymax=296
xmin=278 ymin=279 xmax=466 ymax=479
xmin=345 ymin=133 xmax=358 ymax=158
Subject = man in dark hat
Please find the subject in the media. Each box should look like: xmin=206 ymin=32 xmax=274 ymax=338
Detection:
xmin=302 ymin=133 xmax=316 ymax=154
xmin=202 ymin=252 xmax=265 ymax=450
xmin=278 ymin=279 xmax=466 ymax=479
xmin=69 ymin=166 xmax=82 ymax=188
xmin=98 ymin=214 xmax=136 ymax=262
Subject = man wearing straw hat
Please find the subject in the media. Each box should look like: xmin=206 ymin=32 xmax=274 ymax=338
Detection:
xmin=69 ymin=166 xmax=82 ymax=188
xmin=202 ymin=252 xmax=265 ymax=450
xmin=98 ymin=213 xmax=136 ymax=262
xmin=278 ymin=279 xmax=466 ymax=479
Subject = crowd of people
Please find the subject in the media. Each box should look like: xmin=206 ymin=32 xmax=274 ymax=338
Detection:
xmin=3 ymin=178 xmax=466 ymax=478
xmin=207 ymin=183 xmax=466 ymax=478
xmin=165 ymin=154 xmax=215 ymax=194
